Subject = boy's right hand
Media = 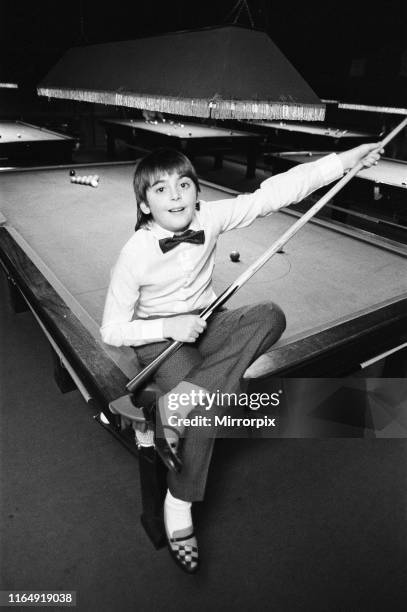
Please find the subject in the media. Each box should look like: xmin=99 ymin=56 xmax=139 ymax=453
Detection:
xmin=163 ymin=315 xmax=207 ymax=342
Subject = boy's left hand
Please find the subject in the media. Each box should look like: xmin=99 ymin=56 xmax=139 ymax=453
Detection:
xmin=338 ymin=143 xmax=384 ymax=172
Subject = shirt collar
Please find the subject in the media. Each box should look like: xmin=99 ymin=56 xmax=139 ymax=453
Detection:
xmin=146 ymin=209 xmax=201 ymax=240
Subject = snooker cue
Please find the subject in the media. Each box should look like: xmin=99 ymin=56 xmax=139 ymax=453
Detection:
xmin=126 ymin=117 xmax=407 ymax=394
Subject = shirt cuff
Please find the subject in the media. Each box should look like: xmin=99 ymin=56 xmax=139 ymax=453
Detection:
xmin=136 ymin=318 xmax=165 ymax=343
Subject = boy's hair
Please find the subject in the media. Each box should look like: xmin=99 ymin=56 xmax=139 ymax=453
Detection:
xmin=133 ymin=148 xmax=200 ymax=230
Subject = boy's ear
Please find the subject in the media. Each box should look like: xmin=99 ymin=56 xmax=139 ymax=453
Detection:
xmin=139 ymin=201 xmax=150 ymax=215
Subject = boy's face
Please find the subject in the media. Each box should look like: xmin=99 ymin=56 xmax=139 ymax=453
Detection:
xmin=140 ymin=172 xmax=198 ymax=234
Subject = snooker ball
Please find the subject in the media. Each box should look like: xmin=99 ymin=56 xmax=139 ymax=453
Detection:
xmin=230 ymin=251 xmax=240 ymax=262
xmin=69 ymin=169 xmax=76 ymax=177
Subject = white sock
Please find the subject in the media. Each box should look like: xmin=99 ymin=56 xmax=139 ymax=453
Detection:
xmin=164 ymin=489 xmax=192 ymax=537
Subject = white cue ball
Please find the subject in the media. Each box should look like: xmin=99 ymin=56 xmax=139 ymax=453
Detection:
xmin=90 ymin=178 xmax=98 ymax=187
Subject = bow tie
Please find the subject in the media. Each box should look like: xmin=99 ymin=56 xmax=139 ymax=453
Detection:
xmin=159 ymin=229 xmax=205 ymax=253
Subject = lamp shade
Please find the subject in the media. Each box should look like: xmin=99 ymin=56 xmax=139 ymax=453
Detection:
xmin=37 ymin=25 xmax=325 ymax=121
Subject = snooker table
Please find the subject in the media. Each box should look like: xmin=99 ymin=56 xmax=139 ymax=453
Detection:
xmin=1 ymin=160 xmax=406 ymax=546
xmin=0 ymin=120 xmax=76 ymax=166
xmin=99 ymin=118 xmax=261 ymax=178
xmin=270 ymin=152 xmax=407 ymax=192
xmin=241 ymin=119 xmax=379 ymax=151
xmin=268 ymin=152 xmax=407 ymax=243
xmin=1 ymin=160 xmax=406 ymax=386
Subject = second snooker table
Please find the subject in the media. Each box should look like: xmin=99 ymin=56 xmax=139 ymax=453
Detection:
xmin=269 ymin=152 xmax=407 ymax=194
xmin=268 ymin=153 xmax=407 ymax=243
xmin=1 ymin=160 xmax=406 ymax=545
xmin=0 ymin=120 xmax=76 ymax=166
xmin=241 ymin=119 xmax=379 ymax=151
xmin=100 ymin=118 xmax=261 ymax=178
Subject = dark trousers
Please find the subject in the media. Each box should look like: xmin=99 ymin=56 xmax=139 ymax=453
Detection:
xmin=135 ymin=302 xmax=286 ymax=502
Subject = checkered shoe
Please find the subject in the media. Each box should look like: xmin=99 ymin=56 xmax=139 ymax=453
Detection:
xmin=167 ymin=528 xmax=199 ymax=574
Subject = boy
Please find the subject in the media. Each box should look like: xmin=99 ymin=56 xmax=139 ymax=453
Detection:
xmin=101 ymin=144 xmax=381 ymax=573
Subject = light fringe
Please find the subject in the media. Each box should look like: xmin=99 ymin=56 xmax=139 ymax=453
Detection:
xmin=37 ymin=87 xmax=326 ymax=121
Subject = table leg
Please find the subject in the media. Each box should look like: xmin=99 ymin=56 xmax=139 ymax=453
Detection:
xmin=95 ymin=408 xmax=167 ymax=549
xmin=106 ymin=132 xmax=116 ymax=158
xmin=139 ymin=447 xmax=167 ymax=549
xmin=246 ymin=145 xmax=258 ymax=179
xmin=50 ymin=347 xmax=77 ymax=393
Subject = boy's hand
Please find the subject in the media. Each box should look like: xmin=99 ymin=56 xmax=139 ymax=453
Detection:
xmin=338 ymin=143 xmax=384 ymax=172
xmin=163 ymin=315 xmax=207 ymax=342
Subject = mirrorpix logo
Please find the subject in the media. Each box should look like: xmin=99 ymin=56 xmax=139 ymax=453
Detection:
xmin=166 ymin=388 xmax=283 ymax=429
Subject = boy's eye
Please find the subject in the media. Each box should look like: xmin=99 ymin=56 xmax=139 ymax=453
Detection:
xmin=155 ymin=186 xmax=165 ymax=193
xmin=180 ymin=181 xmax=190 ymax=189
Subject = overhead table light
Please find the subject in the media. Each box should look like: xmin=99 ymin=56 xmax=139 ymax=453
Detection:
xmin=37 ymin=25 xmax=325 ymax=121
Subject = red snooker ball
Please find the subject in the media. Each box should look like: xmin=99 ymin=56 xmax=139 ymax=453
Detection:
xmin=230 ymin=251 xmax=240 ymax=262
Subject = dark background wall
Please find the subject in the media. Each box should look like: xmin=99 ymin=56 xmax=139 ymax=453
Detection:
xmin=1 ymin=0 xmax=406 ymax=99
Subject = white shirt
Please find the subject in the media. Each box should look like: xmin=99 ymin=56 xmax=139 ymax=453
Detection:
xmin=101 ymin=153 xmax=344 ymax=347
